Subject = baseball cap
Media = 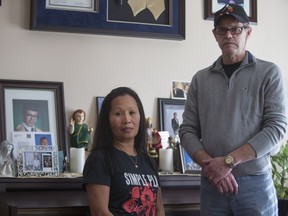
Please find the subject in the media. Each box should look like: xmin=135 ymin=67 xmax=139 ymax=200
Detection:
xmin=214 ymin=4 xmax=249 ymax=26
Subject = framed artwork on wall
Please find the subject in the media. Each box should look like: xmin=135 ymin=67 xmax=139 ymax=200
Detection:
xmin=30 ymin=0 xmax=186 ymax=40
xmin=204 ymin=0 xmax=257 ymax=24
xmin=0 ymin=79 xmax=68 ymax=158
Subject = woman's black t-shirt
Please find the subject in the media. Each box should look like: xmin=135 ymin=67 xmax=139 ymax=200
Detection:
xmin=83 ymin=147 xmax=160 ymax=216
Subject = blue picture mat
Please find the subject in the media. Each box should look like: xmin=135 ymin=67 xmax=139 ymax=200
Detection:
xmin=31 ymin=0 xmax=185 ymax=39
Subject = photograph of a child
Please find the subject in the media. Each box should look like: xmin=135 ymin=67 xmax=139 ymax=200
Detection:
xmin=13 ymin=100 xmax=50 ymax=132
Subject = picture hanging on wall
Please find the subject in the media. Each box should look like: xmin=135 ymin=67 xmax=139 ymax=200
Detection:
xmin=30 ymin=0 xmax=186 ymax=40
xmin=204 ymin=0 xmax=257 ymax=24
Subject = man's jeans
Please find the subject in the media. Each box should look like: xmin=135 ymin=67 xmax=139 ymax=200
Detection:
xmin=200 ymin=172 xmax=278 ymax=216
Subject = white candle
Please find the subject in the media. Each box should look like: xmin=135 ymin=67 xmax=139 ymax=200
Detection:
xmin=70 ymin=147 xmax=85 ymax=174
xmin=159 ymin=148 xmax=174 ymax=173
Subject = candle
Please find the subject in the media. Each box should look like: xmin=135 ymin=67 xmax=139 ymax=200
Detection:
xmin=70 ymin=147 xmax=85 ymax=173
xmin=159 ymin=148 xmax=174 ymax=173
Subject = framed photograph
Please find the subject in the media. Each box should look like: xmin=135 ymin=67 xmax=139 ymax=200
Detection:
xmin=179 ymin=144 xmax=201 ymax=174
xmin=17 ymin=145 xmax=59 ymax=177
xmin=0 ymin=79 xmax=68 ymax=158
xmin=30 ymin=0 xmax=185 ymax=40
xmin=204 ymin=0 xmax=257 ymax=24
xmin=96 ymin=96 xmax=105 ymax=115
xmin=45 ymin=0 xmax=98 ymax=13
xmin=171 ymin=80 xmax=190 ymax=100
xmin=158 ymin=98 xmax=185 ymax=138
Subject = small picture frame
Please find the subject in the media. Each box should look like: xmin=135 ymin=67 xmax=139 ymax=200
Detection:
xmin=96 ymin=96 xmax=105 ymax=115
xmin=204 ymin=0 xmax=257 ymax=24
xmin=158 ymin=98 xmax=185 ymax=138
xmin=17 ymin=145 xmax=59 ymax=177
xmin=171 ymin=80 xmax=190 ymax=100
xmin=179 ymin=145 xmax=201 ymax=174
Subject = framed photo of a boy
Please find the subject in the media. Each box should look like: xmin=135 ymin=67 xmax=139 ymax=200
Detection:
xmin=0 ymin=80 xmax=68 ymax=157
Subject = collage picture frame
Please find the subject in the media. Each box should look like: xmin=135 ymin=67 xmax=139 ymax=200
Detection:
xmin=17 ymin=145 xmax=59 ymax=177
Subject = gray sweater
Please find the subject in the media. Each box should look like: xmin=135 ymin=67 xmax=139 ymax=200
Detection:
xmin=179 ymin=52 xmax=287 ymax=176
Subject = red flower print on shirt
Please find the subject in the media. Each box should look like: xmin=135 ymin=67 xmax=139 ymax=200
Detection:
xmin=123 ymin=185 xmax=157 ymax=216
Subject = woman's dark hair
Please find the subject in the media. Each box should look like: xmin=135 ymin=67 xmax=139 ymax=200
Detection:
xmin=91 ymin=87 xmax=147 ymax=155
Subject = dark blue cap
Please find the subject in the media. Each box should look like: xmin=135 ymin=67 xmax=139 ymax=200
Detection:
xmin=214 ymin=4 xmax=249 ymax=26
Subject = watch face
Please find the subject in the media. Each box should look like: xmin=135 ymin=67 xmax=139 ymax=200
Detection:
xmin=226 ymin=157 xmax=233 ymax=164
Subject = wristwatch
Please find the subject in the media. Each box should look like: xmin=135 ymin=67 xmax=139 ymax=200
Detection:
xmin=225 ymin=155 xmax=236 ymax=169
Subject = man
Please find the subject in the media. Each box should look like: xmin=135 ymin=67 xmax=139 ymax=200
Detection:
xmin=171 ymin=112 xmax=180 ymax=136
xmin=15 ymin=105 xmax=43 ymax=132
xmin=179 ymin=4 xmax=287 ymax=216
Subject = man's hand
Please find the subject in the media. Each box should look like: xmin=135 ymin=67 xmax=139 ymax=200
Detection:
xmin=202 ymin=157 xmax=238 ymax=194
xmin=215 ymin=173 xmax=238 ymax=194
xmin=203 ymin=157 xmax=232 ymax=183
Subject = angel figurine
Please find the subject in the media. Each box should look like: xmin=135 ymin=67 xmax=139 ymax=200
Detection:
xmin=0 ymin=141 xmax=16 ymax=177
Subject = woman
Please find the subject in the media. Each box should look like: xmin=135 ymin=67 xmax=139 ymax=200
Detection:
xmin=83 ymin=87 xmax=165 ymax=216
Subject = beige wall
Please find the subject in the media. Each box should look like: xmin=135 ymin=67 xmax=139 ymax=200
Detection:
xmin=1 ymin=0 xmax=288 ymax=136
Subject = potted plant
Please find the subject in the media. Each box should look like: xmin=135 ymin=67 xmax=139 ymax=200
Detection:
xmin=271 ymin=141 xmax=288 ymax=216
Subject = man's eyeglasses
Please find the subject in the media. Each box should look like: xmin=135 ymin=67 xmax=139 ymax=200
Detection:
xmin=214 ymin=26 xmax=247 ymax=35
xmin=26 ymin=114 xmax=38 ymax=118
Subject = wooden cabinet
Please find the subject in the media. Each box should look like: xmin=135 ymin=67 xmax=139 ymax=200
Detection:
xmin=0 ymin=174 xmax=200 ymax=216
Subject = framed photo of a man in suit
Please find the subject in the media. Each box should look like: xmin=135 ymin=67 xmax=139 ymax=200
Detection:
xmin=158 ymin=98 xmax=185 ymax=138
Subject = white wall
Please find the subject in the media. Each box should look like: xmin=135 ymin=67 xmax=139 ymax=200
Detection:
xmin=1 ymin=0 xmax=288 ymax=136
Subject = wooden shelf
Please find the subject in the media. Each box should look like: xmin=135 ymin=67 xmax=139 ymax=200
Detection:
xmin=0 ymin=174 xmax=201 ymax=216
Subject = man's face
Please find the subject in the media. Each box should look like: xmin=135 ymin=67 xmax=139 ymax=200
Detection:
xmin=24 ymin=110 xmax=38 ymax=127
xmin=213 ymin=16 xmax=251 ymax=60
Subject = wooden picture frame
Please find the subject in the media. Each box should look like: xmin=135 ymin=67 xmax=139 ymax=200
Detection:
xmin=0 ymin=79 xmax=68 ymax=158
xmin=158 ymin=98 xmax=185 ymax=138
xmin=30 ymin=0 xmax=186 ymax=40
xmin=204 ymin=0 xmax=257 ymax=24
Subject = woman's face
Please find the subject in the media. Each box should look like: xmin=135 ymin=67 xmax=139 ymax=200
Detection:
xmin=109 ymin=95 xmax=140 ymax=145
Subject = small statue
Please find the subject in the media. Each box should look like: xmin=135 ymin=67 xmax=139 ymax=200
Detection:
xmin=146 ymin=117 xmax=153 ymax=149
xmin=69 ymin=109 xmax=93 ymax=150
xmin=0 ymin=141 xmax=16 ymax=177
xmin=151 ymin=129 xmax=163 ymax=154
